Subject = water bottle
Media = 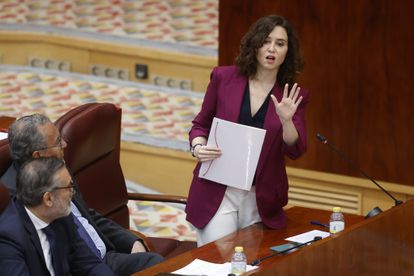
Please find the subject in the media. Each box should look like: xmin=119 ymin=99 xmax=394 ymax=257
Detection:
xmin=329 ymin=206 xmax=345 ymax=234
xmin=231 ymin=246 xmax=247 ymax=275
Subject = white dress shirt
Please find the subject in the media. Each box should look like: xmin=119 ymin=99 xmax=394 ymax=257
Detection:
xmin=70 ymin=202 xmax=106 ymax=259
xmin=25 ymin=207 xmax=55 ymax=276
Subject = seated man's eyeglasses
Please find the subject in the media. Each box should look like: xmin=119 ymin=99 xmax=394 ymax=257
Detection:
xmin=52 ymin=180 xmax=76 ymax=193
xmin=37 ymin=135 xmax=64 ymax=151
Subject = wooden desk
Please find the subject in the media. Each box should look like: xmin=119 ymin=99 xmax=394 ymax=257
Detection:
xmin=139 ymin=200 xmax=414 ymax=275
xmin=138 ymin=206 xmax=364 ymax=275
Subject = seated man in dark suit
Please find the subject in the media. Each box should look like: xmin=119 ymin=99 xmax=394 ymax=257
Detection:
xmin=0 ymin=157 xmax=115 ymax=275
xmin=1 ymin=114 xmax=163 ymax=275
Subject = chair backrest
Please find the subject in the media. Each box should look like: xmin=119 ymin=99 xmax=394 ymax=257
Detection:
xmin=0 ymin=139 xmax=11 ymax=177
xmin=0 ymin=182 xmax=10 ymax=213
xmin=55 ymin=103 xmax=130 ymax=228
xmin=0 ymin=139 xmax=12 ymax=213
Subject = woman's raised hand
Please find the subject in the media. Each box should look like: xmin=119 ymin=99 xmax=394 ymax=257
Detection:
xmin=270 ymin=83 xmax=303 ymax=124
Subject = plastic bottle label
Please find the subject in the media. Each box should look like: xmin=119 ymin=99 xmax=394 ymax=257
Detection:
xmin=231 ymin=261 xmax=246 ymax=275
xmin=329 ymin=221 xmax=345 ymax=233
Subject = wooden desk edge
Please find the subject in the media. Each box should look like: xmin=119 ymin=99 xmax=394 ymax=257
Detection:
xmin=137 ymin=206 xmax=364 ymax=275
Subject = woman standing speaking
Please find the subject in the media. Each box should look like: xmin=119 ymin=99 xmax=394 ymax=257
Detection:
xmin=187 ymin=14 xmax=309 ymax=246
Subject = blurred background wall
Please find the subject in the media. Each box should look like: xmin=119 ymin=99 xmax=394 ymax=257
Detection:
xmin=220 ymin=0 xmax=414 ymax=187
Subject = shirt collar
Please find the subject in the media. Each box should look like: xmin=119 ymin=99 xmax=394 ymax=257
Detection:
xmin=24 ymin=206 xmax=49 ymax=230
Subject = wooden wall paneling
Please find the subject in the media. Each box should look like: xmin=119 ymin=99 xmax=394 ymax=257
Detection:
xmin=88 ymin=51 xmax=212 ymax=92
xmin=0 ymin=31 xmax=216 ymax=92
xmin=219 ymin=0 xmax=414 ymax=186
xmin=120 ymin=142 xmax=197 ymax=197
xmin=0 ymin=41 xmax=90 ymax=72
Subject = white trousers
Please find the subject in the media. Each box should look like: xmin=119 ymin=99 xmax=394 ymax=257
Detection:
xmin=196 ymin=186 xmax=261 ymax=247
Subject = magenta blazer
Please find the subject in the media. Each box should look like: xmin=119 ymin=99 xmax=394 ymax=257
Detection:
xmin=186 ymin=66 xmax=309 ymax=229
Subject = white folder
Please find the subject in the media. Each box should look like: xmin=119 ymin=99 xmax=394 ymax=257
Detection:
xmin=199 ymin=117 xmax=266 ymax=190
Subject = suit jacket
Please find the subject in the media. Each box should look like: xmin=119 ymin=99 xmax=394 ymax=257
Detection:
xmin=186 ymin=66 xmax=309 ymax=229
xmin=1 ymin=163 xmax=140 ymax=254
xmin=0 ymin=198 xmax=114 ymax=275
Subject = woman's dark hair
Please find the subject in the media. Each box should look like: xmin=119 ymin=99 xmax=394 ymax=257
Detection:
xmin=235 ymin=15 xmax=303 ymax=86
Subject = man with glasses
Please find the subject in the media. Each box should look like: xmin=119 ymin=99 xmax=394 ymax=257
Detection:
xmin=1 ymin=114 xmax=163 ymax=275
xmin=0 ymin=157 xmax=115 ymax=275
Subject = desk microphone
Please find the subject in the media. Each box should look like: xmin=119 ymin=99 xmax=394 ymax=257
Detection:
xmin=250 ymin=236 xmax=322 ymax=266
xmin=316 ymin=133 xmax=403 ymax=217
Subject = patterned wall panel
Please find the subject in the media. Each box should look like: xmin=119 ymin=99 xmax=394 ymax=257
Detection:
xmin=0 ymin=0 xmax=218 ymax=53
xmin=0 ymin=65 xmax=203 ymax=150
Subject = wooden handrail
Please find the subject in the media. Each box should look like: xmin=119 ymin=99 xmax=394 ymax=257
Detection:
xmin=127 ymin=192 xmax=187 ymax=205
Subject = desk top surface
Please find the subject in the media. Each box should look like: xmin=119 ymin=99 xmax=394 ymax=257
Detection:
xmin=138 ymin=206 xmax=364 ymax=275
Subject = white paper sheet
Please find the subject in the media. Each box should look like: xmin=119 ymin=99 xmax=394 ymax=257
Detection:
xmin=172 ymin=258 xmax=258 ymax=276
xmin=199 ymin=117 xmax=266 ymax=191
xmin=0 ymin=132 xmax=7 ymax=140
xmin=285 ymin=230 xmax=330 ymax=244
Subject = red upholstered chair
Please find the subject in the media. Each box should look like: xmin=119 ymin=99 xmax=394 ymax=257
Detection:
xmin=0 ymin=183 xmax=10 ymax=215
xmin=54 ymin=103 xmax=196 ymax=258
xmin=0 ymin=139 xmax=11 ymax=177
xmin=0 ymin=182 xmax=9 ymax=204
xmin=0 ymin=139 xmax=12 ymax=214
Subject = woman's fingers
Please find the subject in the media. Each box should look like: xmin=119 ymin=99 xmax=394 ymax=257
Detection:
xmin=288 ymin=83 xmax=298 ymax=99
xmin=202 ymin=146 xmax=221 ymax=152
xmin=283 ymin=83 xmax=289 ymax=98
xmin=270 ymin=94 xmax=278 ymax=105
xmin=196 ymin=146 xmax=221 ymax=162
xmin=294 ymin=96 xmax=303 ymax=107
xmin=292 ymin=86 xmax=301 ymax=103
xmin=281 ymin=83 xmax=301 ymax=102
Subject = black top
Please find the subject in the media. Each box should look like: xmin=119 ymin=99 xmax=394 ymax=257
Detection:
xmin=238 ymin=84 xmax=271 ymax=128
xmin=238 ymin=84 xmax=272 ymax=186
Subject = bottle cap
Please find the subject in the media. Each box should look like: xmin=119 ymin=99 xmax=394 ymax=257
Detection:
xmin=333 ymin=207 xmax=341 ymax=212
xmin=235 ymin=246 xmax=244 ymax=252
